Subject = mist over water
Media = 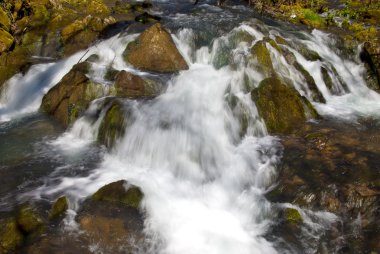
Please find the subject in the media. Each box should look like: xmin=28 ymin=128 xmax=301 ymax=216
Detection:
xmin=1 ymin=7 xmax=380 ymax=253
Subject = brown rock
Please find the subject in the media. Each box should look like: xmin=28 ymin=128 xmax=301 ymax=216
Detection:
xmin=114 ymin=70 xmax=161 ymax=98
xmin=124 ymin=23 xmax=188 ymax=73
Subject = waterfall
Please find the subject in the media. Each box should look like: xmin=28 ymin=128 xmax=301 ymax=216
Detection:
xmin=4 ymin=17 xmax=380 ymax=253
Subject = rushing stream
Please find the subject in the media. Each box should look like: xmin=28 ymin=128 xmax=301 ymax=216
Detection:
xmin=0 ymin=0 xmax=379 ymax=253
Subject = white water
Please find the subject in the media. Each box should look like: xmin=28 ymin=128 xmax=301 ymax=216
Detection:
xmin=3 ymin=18 xmax=380 ymax=253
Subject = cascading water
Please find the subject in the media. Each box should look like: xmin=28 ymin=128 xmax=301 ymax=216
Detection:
xmin=1 ymin=4 xmax=379 ymax=253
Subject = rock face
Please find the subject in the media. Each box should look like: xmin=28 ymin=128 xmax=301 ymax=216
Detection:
xmin=114 ymin=70 xmax=161 ymax=98
xmin=124 ymin=23 xmax=188 ymax=73
xmin=40 ymin=62 xmax=108 ymax=127
xmin=251 ymin=77 xmax=318 ymax=134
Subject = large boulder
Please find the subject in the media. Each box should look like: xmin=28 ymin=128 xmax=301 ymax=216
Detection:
xmin=40 ymin=62 xmax=109 ymax=127
xmin=251 ymin=77 xmax=319 ymax=134
xmin=124 ymin=23 xmax=188 ymax=73
xmin=114 ymin=70 xmax=161 ymax=98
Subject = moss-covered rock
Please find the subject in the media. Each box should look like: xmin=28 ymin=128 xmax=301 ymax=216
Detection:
xmin=114 ymin=70 xmax=161 ymax=98
xmin=0 ymin=219 xmax=24 ymax=254
xmin=250 ymin=40 xmax=275 ymax=78
xmin=284 ymin=208 xmax=303 ymax=224
xmin=61 ymin=15 xmax=116 ymax=56
xmin=0 ymin=28 xmax=14 ymax=54
xmin=251 ymin=77 xmax=318 ymax=134
xmin=92 ymin=180 xmax=143 ymax=209
xmin=16 ymin=205 xmax=44 ymax=235
xmin=124 ymin=23 xmax=188 ymax=73
xmin=49 ymin=196 xmax=69 ymax=220
xmin=97 ymin=100 xmax=127 ymax=148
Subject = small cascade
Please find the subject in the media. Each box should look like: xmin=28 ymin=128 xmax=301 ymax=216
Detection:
xmin=1 ymin=13 xmax=379 ymax=254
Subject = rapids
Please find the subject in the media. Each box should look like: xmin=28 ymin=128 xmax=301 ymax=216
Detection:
xmin=0 ymin=1 xmax=379 ymax=253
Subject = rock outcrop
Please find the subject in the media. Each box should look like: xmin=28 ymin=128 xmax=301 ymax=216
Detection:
xmin=124 ymin=23 xmax=188 ymax=73
xmin=40 ymin=62 xmax=108 ymax=127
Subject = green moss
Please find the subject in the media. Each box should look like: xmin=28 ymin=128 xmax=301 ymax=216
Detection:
xmin=300 ymin=9 xmax=325 ymax=28
xmin=0 ymin=219 xmax=24 ymax=253
xmin=285 ymin=208 xmax=303 ymax=224
xmin=16 ymin=205 xmax=44 ymax=234
xmin=92 ymin=180 xmax=143 ymax=209
xmin=49 ymin=196 xmax=69 ymax=220
xmin=0 ymin=8 xmax=11 ymax=32
xmin=29 ymin=2 xmax=50 ymax=27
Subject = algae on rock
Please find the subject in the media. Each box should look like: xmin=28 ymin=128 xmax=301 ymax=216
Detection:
xmin=49 ymin=196 xmax=69 ymax=220
xmin=0 ymin=219 xmax=24 ymax=254
xmin=97 ymin=100 xmax=128 ymax=149
xmin=251 ymin=77 xmax=319 ymax=134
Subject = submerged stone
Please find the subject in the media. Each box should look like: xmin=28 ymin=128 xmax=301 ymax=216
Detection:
xmin=251 ymin=77 xmax=318 ymax=134
xmin=49 ymin=196 xmax=69 ymax=220
xmin=92 ymin=180 xmax=143 ymax=209
xmin=97 ymin=100 xmax=129 ymax=149
xmin=124 ymin=23 xmax=188 ymax=73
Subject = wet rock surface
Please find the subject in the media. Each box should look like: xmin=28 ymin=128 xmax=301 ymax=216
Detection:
xmin=267 ymin=119 xmax=380 ymax=253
